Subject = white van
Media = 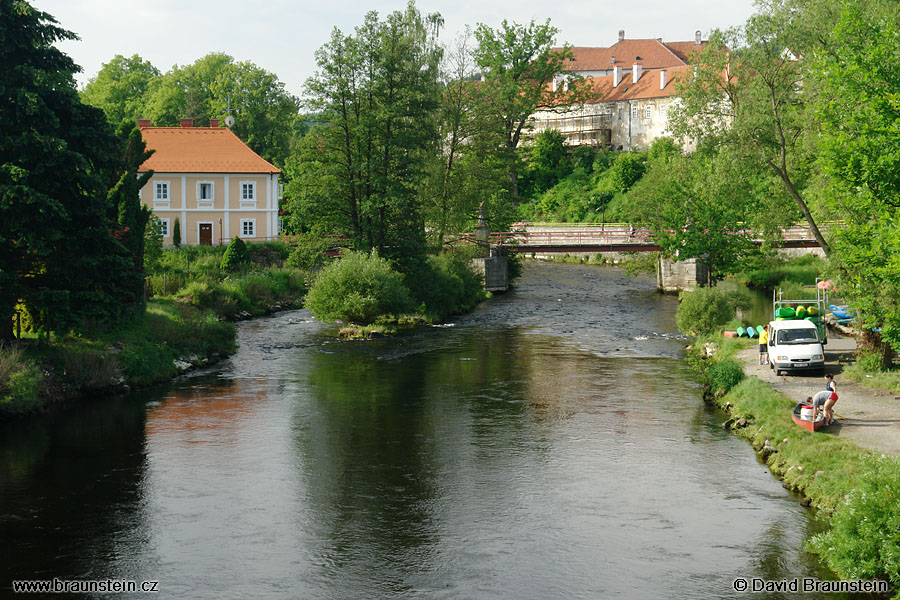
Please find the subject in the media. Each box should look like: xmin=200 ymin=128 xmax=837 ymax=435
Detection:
xmin=767 ymin=320 xmax=825 ymax=376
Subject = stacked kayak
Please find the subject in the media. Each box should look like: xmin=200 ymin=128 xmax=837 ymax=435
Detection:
xmin=735 ymin=325 xmax=765 ymax=338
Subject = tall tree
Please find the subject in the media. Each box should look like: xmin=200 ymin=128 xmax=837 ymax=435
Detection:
xmin=472 ymin=19 xmax=589 ymax=202
xmin=142 ymin=53 xmax=299 ymax=167
xmin=0 ymin=0 xmax=133 ymax=338
xmin=669 ymin=4 xmax=831 ymax=254
xmin=80 ymin=54 xmax=160 ymax=126
xmin=815 ymin=3 xmax=900 ymax=361
xmin=286 ymin=1 xmax=443 ymax=273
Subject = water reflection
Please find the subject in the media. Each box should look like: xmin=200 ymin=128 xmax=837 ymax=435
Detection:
xmin=0 ymin=263 xmax=862 ymax=599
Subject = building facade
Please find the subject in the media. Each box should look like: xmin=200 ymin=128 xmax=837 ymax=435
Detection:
xmin=138 ymin=119 xmax=282 ymax=246
xmin=532 ymin=31 xmax=705 ymax=150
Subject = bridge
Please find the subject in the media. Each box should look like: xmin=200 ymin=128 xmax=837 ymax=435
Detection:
xmin=450 ymin=225 xmax=823 ymax=254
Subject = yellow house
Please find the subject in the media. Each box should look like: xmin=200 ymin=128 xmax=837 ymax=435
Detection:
xmin=138 ymin=118 xmax=282 ymax=246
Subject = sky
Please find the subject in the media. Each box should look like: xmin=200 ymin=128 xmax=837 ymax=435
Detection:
xmin=33 ymin=0 xmax=758 ymax=99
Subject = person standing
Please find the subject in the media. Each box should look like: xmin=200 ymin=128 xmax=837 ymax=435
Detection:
xmin=824 ymin=373 xmax=836 ymax=393
xmin=759 ymin=324 xmax=769 ymax=365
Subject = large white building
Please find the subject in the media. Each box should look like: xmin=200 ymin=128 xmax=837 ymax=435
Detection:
xmin=531 ymin=31 xmax=707 ymax=150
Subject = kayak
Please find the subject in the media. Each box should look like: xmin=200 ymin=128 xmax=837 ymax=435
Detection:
xmin=737 ymin=326 xmax=745 ymax=337
xmin=792 ymin=403 xmax=826 ymax=432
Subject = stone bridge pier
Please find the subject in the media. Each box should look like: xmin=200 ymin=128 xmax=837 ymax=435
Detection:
xmin=656 ymin=256 xmax=709 ymax=293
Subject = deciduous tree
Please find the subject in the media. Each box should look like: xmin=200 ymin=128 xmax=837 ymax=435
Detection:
xmin=80 ymin=54 xmax=160 ymax=126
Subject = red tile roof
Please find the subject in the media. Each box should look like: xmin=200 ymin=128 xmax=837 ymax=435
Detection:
xmin=138 ymin=126 xmax=281 ymax=174
xmin=664 ymin=41 xmax=709 ymax=62
xmin=584 ymin=65 xmax=691 ymax=102
xmin=562 ymin=39 xmax=688 ymax=71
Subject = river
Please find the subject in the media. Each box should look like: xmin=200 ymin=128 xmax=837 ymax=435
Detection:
xmin=0 ymin=262 xmax=850 ymax=599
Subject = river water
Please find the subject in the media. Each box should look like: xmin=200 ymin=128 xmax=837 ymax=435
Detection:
xmin=1 ymin=262 xmax=849 ymax=599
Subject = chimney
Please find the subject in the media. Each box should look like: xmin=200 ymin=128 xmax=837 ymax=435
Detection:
xmin=618 ymin=29 xmax=625 ymax=42
xmin=613 ymin=66 xmax=622 ymax=87
xmin=633 ymin=63 xmax=642 ymax=84
xmin=179 ymin=118 xmax=194 ymax=128
xmin=209 ymin=118 xmax=220 ymax=128
xmin=695 ymin=30 xmax=702 ymax=45
xmin=136 ymin=119 xmax=151 ymax=128
xmin=660 ymin=70 xmax=667 ymax=90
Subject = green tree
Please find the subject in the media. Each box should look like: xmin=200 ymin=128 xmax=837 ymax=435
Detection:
xmin=525 ymin=129 xmax=571 ymax=195
xmin=472 ymin=19 xmax=589 ymax=202
xmin=286 ymin=2 xmax=443 ymax=275
xmin=107 ymin=120 xmax=154 ymax=303
xmin=814 ymin=3 xmax=900 ymax=362
xmin=80 ymin=54 xmax=160 ymax=126
xmin=0 ymin=0 xmax=134 ymax=339
xmin=669 ymin=5 xmax=831 ymax=254
xmin=221 ymin=237 xmax=251 ymax=272
xmin=172 ymin=218 xmax=181 ymax=248
xmin=143 ymin=53 xmax=299 ymax=167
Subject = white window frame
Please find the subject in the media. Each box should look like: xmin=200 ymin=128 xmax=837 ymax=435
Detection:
xmin=645 ymin=105 xmax=653 ymax=120
xmin=240 ymin=181 xmax=257 ymax=207
xmin=197 ymin=181 xmax=214 ymax=208
xmin=604 ymin=105 xmax=612 ymax=121
xmin=631 ymin=105 xmax=638 ymax=120
xmin=156 ymin=217 xmax=170 ymax=239
xmin=154 ymin=181 xmax=170 ymax=208
xmin=240 ymin=218 xmax=256 ymax=239
xmin=660 ymin=103 xmax=668 ymax=118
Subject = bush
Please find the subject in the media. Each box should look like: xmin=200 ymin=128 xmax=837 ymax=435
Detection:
xmin=221 ymin=237 xmax=251 ymax=272
xmin=176 ymin=281 xmax=251 ymax=319
xmin=286 ymin=234 xmax=330 ymax=271
xmin=809 ymin=455 xmax=900 ymax=587
xmin=305 ymin=251 xmax=413 ymax=324
xmin=676 ymin=286 xmax=745 ymax=336
xmin=0 ymin=345 xmax=42 ymax=413
xmin=172 ymin=217 xmax=181 ymax=248
xmin=413 ymin=253 xmax=485 ymax=320
xmin=707 ymin=358 xmax=745 ymax=393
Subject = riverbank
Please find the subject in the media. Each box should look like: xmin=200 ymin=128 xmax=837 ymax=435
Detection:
xmin=694 ymin=331 xmax=900 ymax=590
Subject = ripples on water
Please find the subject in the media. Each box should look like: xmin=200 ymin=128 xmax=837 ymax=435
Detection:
xmin=0 ymin=262 xmax=854 ymax=599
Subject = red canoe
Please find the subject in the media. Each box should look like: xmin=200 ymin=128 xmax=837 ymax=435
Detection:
xmin=792 ymin=403 xmax=826 ymax=432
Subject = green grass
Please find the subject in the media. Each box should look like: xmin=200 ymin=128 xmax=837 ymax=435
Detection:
xmin=689 ymin=334 xmax=900 ymax=590
xmin=841 ymin=360 xmax=900 ymax=393
xmin=739 ymin=254 xmax=827 ymax=290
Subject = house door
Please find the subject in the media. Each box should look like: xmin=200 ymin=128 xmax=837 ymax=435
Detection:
xmin=199 ymin=223 xmax=212 ymax=246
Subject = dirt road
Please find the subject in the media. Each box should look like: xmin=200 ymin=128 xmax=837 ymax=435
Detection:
xmin=737 ymin=333 xmax=900 ymax=455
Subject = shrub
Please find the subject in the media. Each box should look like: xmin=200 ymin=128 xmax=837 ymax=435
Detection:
xmin=172 ymin=217 xmax=181 ymax=248
xmin=413 ymin=253 xmax=485 ymax=320
xmin=286 ymin=234 xmax=330 ymax=271
xmin=707 ymin=358 xmax=745 ymax=393
xmin=305 ymin=251 xmax=413 ymax=324
xmin=247 ymin=241 xmax=291 ymax=267
xmin=175 ymin=281 xmax=250 ymax=319
xmin=0 ymin=344 xmax=43 ymax=413
xmin=809 ymin=455 xmax=900 ymax=587
xmin=221 ymin=237 xmax=251 ymax=272
xmin=676 ymin=286 xmax=745 ymax=336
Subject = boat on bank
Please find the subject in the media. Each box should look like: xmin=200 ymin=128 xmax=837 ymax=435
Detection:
xmin=792 ymin=403 xmax=826 ymax=432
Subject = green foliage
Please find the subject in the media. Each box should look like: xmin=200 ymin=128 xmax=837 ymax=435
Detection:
xmin=571 ymin=146 xmax=596 ymax=172
xmin=707 ymin=358 xmax=745 ymax=393
xmin=80 ymin=54 xmax=159 ymax=125
xmin=809 ymin=455 xmax=900 ymax=587
xmin=286 ymin=233 xmax=330 ymax=271
xmin=144 ymin=217 xmax=163 ymax=273
xmin=0 ymin=0 xmax=139 ymax=339
xmin=410 ymin=252 xmax=485 ymax=320
xmin=676 ymin=286 xmax=747 ymax=336
xmin=473 ymin=18 xmax=591 ymax=202
xmin=0 ymin=344 xmax=42 ymax=413
xmin=815 ymin=6 xmax=900 ymax=356
xmin=606 ymin=152 xmax=646 ymax=194
xmin=740 ymin=255 xmax=826 ymax=290
xmin=305 ymin=251 xmax=413 ymax=324
xmin=221 ymin=237 xmax=251 ymax=272
xmin=172 ymin=218 xmax=181 ymax=248
xmin=524 ymin=129 xmax=572 ymax=195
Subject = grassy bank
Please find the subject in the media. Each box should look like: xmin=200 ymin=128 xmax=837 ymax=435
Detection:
xmin=1 ymin=242 xmax=311 ymax=416
xmin=0 ymin=300 xmax=235 ymax=415
xmin=688 ymin=335 xmax=900 ymax=591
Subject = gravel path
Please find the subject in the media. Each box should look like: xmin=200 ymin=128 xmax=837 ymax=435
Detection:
xmin=737 ymin=333 xmax=900 ymax=455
